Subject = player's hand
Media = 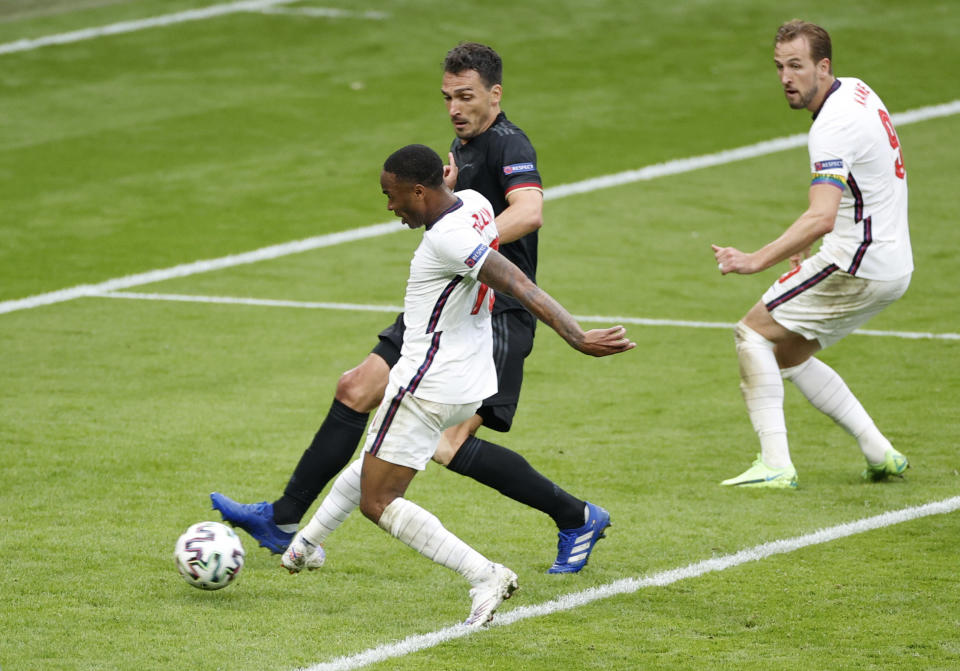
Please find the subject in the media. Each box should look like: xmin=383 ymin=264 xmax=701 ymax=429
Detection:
xmin=578 ymin=326 xmax=636 ymax=357
xmin=712 ymin=244 xmax=760 ymax=275
xmin=788 ymin=247 xmax=811 ymax=269
xmin=443 ymin=152 xmax=459 ymax=190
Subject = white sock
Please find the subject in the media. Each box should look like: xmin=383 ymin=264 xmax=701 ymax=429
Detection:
xmin=378 ymin=497 xmax=491 ymax=586
xmin=300 ymin=457 xmax=362 ymax=546
xmin=735 ymin=321 xmax=792 ymax=468
xmin=782 ymin=358 xmax=891 ymax=463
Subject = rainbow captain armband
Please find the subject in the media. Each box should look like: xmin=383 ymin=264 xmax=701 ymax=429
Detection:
xmin=811 ymin=172 xmax=847 ymax=190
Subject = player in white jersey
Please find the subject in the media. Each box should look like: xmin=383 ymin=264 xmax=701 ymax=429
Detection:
xmin=386 ymin=188 xmax=499 ymax=409
xmin=806 ymin=76 xmax=912 ymax=281
xmin=284 ymin=144 xmax=634 ymax=626
xmin=710 ymin=20 xmax=912 ymax=488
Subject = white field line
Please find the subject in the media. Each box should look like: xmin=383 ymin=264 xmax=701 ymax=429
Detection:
xmin=94 ymin=291 xmax=960 ymax=341
xmin=2 ymin=100 xmax=959 ymax=317
xmin=0 ymin=222 xmax=398 ymax=316
xmin=259 ymin=7 xmax=389 ymax=19
xmin=0 ymin=0 xmax=299 ymax=56
xmin=97 ymin=290 xmax=404 ymax=314
xmin=296 ymin=495 xmax=960 ymax=671
xmin=545 ymin=99 xmax=960 ymax=200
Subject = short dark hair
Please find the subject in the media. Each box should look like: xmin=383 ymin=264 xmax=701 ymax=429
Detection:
xmin=383 ymin=144 xmax=444 ymax=187
xmin=776 ymin=20 xmax=832 ymax=71
xmin=443 ymin=42 xmax=502 ymax=89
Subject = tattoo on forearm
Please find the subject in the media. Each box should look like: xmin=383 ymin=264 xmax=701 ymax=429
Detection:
xmin=481 ymin=250 xmax=583 ymax=349
xmin=520 ymin=286 xmax=581 ymax=347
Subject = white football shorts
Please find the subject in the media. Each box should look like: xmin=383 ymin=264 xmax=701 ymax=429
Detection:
xmin=363 ymin=381 xmax=481 ymax=471
xmin=762 ymin=254 xmax=910 ymax=348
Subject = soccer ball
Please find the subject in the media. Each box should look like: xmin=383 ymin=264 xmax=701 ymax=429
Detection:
xmin=174 ymin=521 xmax=245 ymax=590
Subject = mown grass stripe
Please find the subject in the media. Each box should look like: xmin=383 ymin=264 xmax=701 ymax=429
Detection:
xmin=93 ymin=291 xmax=960 ymax=341
xmin=297 ymin=496 xmax=960 ymax=671
xmin=2 ymin=100 xmax=957 ymax=317
xmin=0 ymin=0 xmax=299 ymax=56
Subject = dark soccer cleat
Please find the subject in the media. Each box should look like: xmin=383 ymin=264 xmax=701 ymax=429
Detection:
xmin=210 ymin=492 xmax=293 ymax=554
xmin=548 ymin=502 xmax=611 ymax=574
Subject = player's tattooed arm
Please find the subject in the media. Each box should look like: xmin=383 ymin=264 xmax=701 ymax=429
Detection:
xmin=477 ymin=250 xmax=634 ymax=357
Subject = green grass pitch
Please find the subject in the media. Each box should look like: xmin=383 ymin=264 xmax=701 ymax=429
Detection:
xmin=1 ymin=1 xmax=959 ymax=669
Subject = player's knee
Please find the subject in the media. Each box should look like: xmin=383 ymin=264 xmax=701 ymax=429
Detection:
xmin=334 ymin=368 xmax=364 ymax=409
xmin=734 ymin=320 xmax=774 ymax=350
xmin=432 ymin=434 xmax=458 ymax=466
xmin=432 ymin=420 xmax=479 ymax=466
xmin=358 ymin=493 xmax=385 ymax=524
xmin=335 ymin=360 xmax=387 ymax=413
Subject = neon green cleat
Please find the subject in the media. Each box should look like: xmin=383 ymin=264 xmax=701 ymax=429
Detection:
xmin=862 ymin=448 xmax=909 ymax=481
xmin=721 ymin=454 xmax=798 ymax=489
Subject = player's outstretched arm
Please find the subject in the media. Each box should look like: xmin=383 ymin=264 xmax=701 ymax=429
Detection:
xmin=711 ymin=183 xmax=841 ymax=275
xmin=477 ymin=250 xmax=635 ymax=357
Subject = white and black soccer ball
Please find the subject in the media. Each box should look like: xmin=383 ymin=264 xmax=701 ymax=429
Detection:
xmin=174 ymin=521 xmax=245 ymax=590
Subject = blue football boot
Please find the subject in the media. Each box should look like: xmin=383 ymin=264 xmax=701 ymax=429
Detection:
xmin=548 ymin=502 xmax=610 ymax=574
xmin=210 ymin=492 xmax=293 ymax=554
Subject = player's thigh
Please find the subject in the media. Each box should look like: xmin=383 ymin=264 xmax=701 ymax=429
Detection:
xmin=742 ymin=300 xmax=796 ymax=341
xmin=432 ymin=413 xmax=484 ymax=465
xmin=760 ymin=256 xmax=909 ymax=349
xmin=335 ymin=313 xmax=405 ymax=412
xmin=363 ymin=382 xmax=480 ymax=472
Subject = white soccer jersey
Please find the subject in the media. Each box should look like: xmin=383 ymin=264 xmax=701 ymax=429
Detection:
xmin=389 ymin=189 xmax=500 ymax=405
xmin=808 ymin=77 xmax=913 ymax=280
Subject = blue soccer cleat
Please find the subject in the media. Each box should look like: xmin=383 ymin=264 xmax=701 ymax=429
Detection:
xmin=548 ymin=502 xmax=610 ymax=574
xmin=210 ymin=492 xmax=293 ymax=554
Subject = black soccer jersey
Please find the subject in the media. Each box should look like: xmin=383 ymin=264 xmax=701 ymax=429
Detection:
xmin=450 ymin=111 xmax=541 ymax=314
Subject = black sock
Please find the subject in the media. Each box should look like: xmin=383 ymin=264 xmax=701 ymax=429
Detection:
xmin=271 ymin=399 xmax=369 ymax=525
xmin=447 ymin=436 xmax=585 ymax=530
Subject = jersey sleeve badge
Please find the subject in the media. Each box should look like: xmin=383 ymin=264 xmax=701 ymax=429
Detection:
xmin=464 ymin=243 xmax=489 ymax=268
xmin=503 ymin=162 xmax=535 ymax=175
